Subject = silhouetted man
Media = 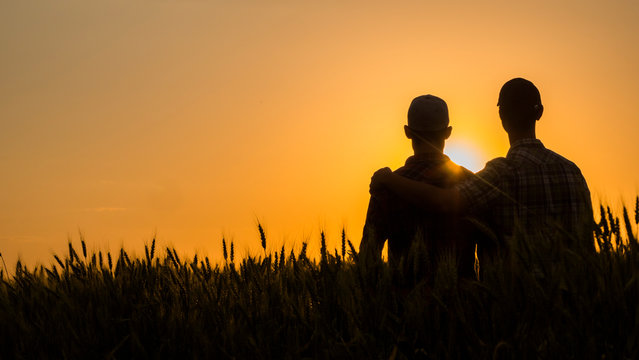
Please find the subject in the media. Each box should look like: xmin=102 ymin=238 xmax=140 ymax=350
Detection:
xmin=370 ymin=78 xmax=594 ymax=261
xmin=360 ymin=95 xmax=474 ymax=284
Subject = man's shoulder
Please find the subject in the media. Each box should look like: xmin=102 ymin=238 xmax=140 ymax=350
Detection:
xmin=448 ymin=162 xmax=475 ymax=183
xmin=393 ymin=155 xmax=438 ymax=178
xmin=527 ymin=146 xmax=587 ymax=181
xmin=485 ymin=156 xmax=509 ymax=167
xmin=480 ymin=156 xmax=511 ymax=174
xmin=513 ymin=141 xmax=582 ymax=171
xmin=544 ymin=148 xmax=581 ymax=169
xmin=457 ymin=164 xmax=474 ymax=179
xmin=397 ymin=155 xmax=472 ymax=186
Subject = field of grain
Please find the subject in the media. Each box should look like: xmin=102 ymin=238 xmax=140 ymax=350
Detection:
xmin=1 ymin=201 xmax=638 ymax=359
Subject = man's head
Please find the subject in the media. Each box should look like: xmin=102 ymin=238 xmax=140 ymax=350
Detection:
xmin=405 ymin=95 xmax=452 ymax=152
xmin=498 ymin=78 xmax=544 ymax=134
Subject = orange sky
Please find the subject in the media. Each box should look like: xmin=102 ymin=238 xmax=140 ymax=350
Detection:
xmin=1 ymin=1 xmax=638 ymax=269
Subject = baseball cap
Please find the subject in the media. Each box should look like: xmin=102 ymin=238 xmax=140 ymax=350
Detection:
xmin=497 ymin=78 xmax=542 ymax=109
xmin=407 ymin=95 xmax=449 ymax=132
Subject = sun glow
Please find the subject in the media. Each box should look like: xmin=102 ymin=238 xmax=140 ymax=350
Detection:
xmin=444 ymin=140 xmax=485 ymax=173
xmin=2 ymin=0 xmax=638 ymax=271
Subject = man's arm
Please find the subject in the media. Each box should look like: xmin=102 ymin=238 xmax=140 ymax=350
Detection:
xmin=360 ymin=191 xmax=391 ymax=264
xmin=360 ymin=195 xmax=387 ymax=259
xmin=370 ymin=167 xmax=463 ymax=214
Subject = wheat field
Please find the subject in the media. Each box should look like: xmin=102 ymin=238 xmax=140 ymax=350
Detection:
xmin=0 ymin=199 xmax=638 ymax=359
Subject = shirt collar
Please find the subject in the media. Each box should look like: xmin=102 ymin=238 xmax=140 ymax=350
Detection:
xmin=508 ymin=138 xmax=544 ymax=154
xmin=405 ymin=152 xmax=449 ymax=166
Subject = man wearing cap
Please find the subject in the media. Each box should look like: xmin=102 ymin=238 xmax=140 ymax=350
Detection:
xmin=370 ymin=78 xmax=594 ymax=261
xmin=360 ymin=95 xmax=474 ymax=284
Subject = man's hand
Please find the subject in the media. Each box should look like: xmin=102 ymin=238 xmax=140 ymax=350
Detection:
xmin=370 ymin=167 xmax=393 ymax=194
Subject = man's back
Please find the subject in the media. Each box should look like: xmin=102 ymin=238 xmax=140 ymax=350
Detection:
xmin=458 ymin=139 xmax=593 ymax=251
xmin=362 ymin=153 xmax=473 ymax=279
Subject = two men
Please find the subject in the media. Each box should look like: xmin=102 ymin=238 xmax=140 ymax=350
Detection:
xmin=365 ymin=78 xmax=594 ymax=275
xmin=360 ymin=95 xmax=475 ymax=283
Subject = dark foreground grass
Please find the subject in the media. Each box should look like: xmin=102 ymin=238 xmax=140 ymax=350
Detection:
xmin=1 ymin=202 xmax=639 ymax=359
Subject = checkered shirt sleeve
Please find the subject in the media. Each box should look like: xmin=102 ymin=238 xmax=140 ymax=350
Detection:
xmin=457 ymin=157 xmax=511 ymax=213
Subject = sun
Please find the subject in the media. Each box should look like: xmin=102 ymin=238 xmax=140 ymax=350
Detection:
xmin=444 ymin=140 xmax=485 ymax=173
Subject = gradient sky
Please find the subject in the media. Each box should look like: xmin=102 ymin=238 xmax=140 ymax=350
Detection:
xmin=2 ymin=0 xmax=638 ymax=269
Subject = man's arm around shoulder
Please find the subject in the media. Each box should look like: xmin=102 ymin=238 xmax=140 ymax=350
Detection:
xmin=370 ymin=167 xmax=464 ymax=214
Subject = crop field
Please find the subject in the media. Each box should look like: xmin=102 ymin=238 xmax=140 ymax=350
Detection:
xmin=1 ymin=201 xmax=638 ymax=359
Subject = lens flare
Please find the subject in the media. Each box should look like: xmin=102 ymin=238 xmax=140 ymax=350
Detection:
xmin=445 ymin=141 xmax=485 ymax=173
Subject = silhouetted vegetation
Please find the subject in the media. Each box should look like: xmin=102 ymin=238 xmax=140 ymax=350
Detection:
xmin=1 ymin=199 xmax=638 ymax=359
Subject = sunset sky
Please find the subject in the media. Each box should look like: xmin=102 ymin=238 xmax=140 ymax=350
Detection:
xmin=2 ymin=0 xmax=638 ymax=269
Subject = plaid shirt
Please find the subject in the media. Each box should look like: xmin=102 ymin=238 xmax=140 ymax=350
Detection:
xmin=457 ymin=139 xmax=593 ymax=247
xmin=361 ymin=152 xmax=473 ymax=272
